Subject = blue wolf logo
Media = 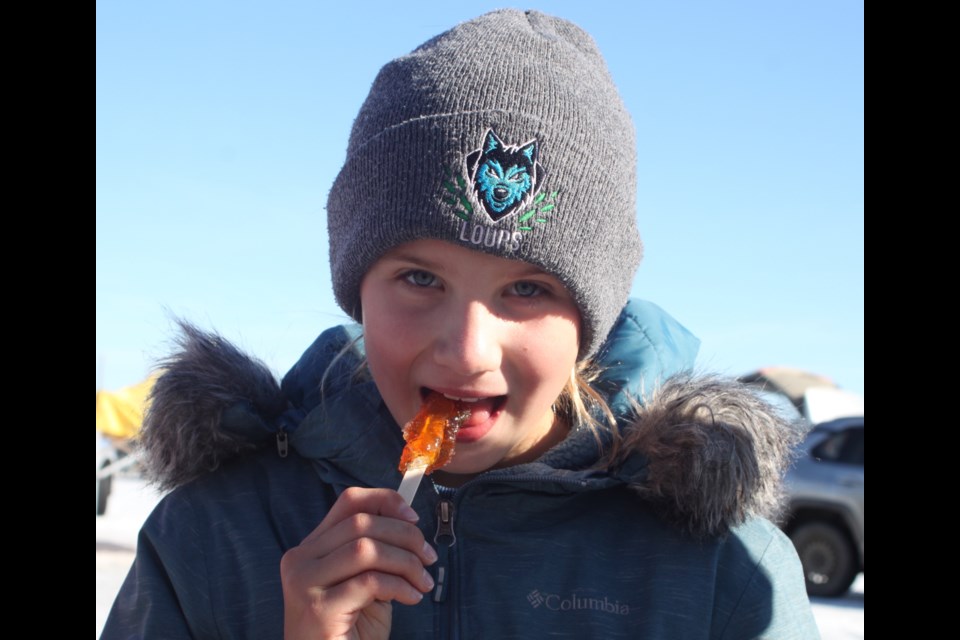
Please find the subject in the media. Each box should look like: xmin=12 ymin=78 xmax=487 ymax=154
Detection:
xmin=466 ymin=129 xmax=545 ymax=221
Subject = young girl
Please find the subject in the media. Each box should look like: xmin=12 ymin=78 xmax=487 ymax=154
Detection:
xmin=103 ymin=10 xmax=818 ymax=639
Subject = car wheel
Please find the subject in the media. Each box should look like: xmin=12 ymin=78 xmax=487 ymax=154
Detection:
xmin=97 ymin=463 xmax=112 ymax=516
xmin=789 ymin=522 xmax=857 ymax=597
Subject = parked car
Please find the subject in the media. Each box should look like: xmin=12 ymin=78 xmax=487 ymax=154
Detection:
xmin=781 ymin=416 xmax=864 ymax=597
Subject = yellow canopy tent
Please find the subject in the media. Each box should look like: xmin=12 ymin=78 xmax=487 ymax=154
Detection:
xmin=96 ymin=374 xmax=157 ymax=441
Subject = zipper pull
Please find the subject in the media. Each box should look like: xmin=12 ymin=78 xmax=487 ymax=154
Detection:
xmin=276 ymin=430 xmax=289 ymax=458
xmin=432 ymin=499 xmax=456 ymax=603
xmin=434 ymin=499 xmax=456 ymax=546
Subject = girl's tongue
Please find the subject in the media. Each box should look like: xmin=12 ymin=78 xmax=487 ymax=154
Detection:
xmin=460 ymin=398 xmax=493 ymax=427
xmin=459 ymin=396 xmax=500 ymax=426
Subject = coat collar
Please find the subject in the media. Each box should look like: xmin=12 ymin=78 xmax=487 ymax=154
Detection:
xmin=139 ymin=299 xmax=799 ymax=537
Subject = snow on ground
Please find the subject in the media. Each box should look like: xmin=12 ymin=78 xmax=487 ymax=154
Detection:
xmin=810 ymin=574 xmax=865 ymax=640
xmin=97 ymin=475 xmax=863 ymax=638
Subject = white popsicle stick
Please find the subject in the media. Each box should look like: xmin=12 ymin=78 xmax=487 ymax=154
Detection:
xmin=398 ymin=464 xmax=427 ymax=505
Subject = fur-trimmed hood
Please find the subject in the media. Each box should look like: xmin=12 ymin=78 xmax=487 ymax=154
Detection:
xmin=139 ymin=300 xmax=799 ymax=538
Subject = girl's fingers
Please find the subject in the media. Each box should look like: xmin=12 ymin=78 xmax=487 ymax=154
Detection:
xmin=280 ymin=494 xmax=434 ymax=639
xmin=297 ymin=510 xmax=437 ymax=566
xmin=283 ymin=573 xmax=414 ymax=640
xmin=281 ymin=485 xmax=438 ymax=618
xmin=323 ymin=570 xmax=429 ymax=609
xmin=324 ymin=536 xmax=435 ymax=593
xmin=304 ymin=487 xmax=419 ymax=544
xmin=283 ymin=535 xmax=435 ymax=595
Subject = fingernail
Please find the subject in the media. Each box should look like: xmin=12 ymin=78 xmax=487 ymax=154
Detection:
xmin=399 ymin=504 xmax=419 ymax=522
xmin=422 ymin=541 xmax=438 ymax=563
xmin=422 ymin=568 xmax=435 ymax=590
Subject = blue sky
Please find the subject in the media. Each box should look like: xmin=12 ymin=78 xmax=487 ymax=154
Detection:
xmin=96 ymin=0 xmax=864 ymax=396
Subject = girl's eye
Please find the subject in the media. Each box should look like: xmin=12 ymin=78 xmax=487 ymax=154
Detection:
xmin=510 ymin=281 xmax=543 ymax=297
xmin=403 ymin=270 xmax=438 ymax=288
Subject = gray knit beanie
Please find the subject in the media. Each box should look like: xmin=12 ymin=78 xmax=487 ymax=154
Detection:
xmin=328 ymin=9 xmax=642 ymax=358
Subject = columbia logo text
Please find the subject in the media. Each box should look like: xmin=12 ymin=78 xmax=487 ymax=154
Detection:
xmin=526 ymin=589 xmax=630 ymax=616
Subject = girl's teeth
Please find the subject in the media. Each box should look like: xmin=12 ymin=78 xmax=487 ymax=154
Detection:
xmin=444 ymin=394 xmax=480 ymax=403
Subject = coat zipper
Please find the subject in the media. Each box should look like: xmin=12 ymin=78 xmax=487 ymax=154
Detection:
xmin=433 ymin=498 xmax=456 ymax=603
xmin=429 ymin=473 xmax=589 ymax=604
xmin=429 ymin=475 xmax=592 ymax=638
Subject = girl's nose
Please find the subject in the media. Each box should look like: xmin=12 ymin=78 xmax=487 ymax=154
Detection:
xmin=433 ymin=300 xmax=502 ymax=376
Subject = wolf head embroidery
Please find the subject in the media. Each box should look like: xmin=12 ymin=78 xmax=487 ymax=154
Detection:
xmin=466 ymin=129 xmax=545 ymax=221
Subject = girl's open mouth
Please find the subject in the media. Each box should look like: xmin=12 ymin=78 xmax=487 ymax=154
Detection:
xmin=421 ymin=388 xmax=506 ymax=436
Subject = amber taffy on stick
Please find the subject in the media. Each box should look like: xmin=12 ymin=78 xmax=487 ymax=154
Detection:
xmin=397 ymin=393 xmax=471 ymax=504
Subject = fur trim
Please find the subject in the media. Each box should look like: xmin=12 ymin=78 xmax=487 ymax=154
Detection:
xmin=617 ymin=375 xmax=801 ymax=538
xmin=137 ymin=324 xmax=798 ymax=539
xmin=138 ymin=321 xmax=286 ymax=491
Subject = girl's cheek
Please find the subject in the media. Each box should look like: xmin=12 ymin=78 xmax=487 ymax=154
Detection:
xmin=366 ymin=309 xmax=428 ymax=376
xmin=526 ymin=317 xmax=579 ymax=356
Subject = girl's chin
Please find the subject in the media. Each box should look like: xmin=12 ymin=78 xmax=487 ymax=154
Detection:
xmin=431 ymin=466 xmax=475 ymax=487
xmin=433 ymin=446 xmax=499 ymax=480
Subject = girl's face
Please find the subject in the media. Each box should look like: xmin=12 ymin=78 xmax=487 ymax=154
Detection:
xmin=360 ymin=239 xmax=581 ymax=481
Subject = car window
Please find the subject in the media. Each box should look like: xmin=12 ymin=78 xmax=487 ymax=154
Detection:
xmin=838 ymin=427 xmax=864 ymax=465
xmin=812 ymin=426 xmax=864 ymax=466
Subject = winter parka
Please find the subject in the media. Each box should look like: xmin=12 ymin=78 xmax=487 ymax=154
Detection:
xmin=102 ymin=299 xmax=820 ymax=639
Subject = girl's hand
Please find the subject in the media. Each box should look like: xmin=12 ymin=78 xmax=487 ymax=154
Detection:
xmin=281 ymin=487 xmax=437 ymax=640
